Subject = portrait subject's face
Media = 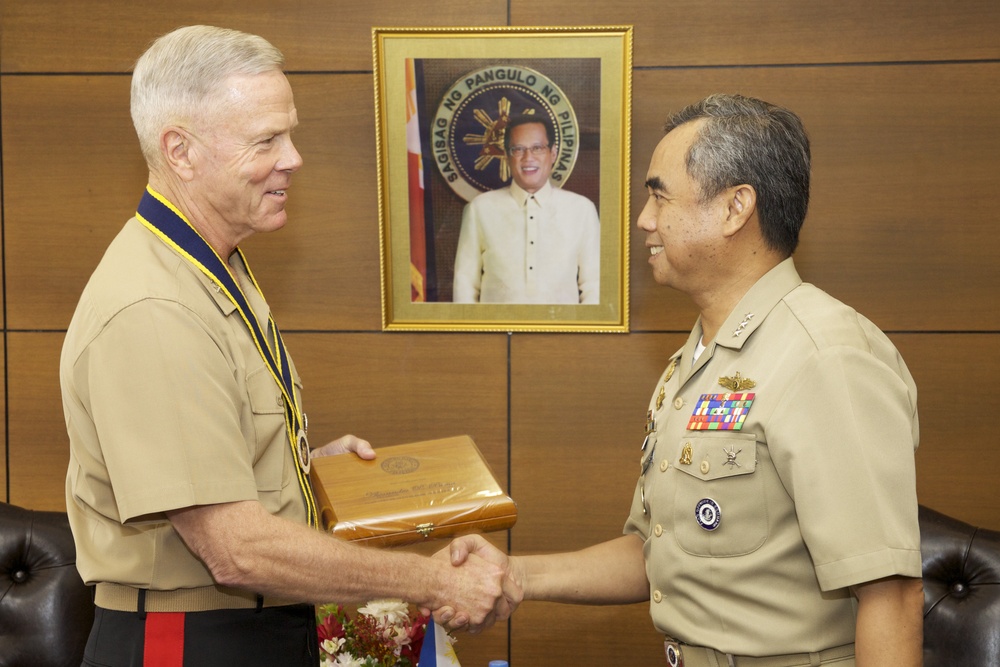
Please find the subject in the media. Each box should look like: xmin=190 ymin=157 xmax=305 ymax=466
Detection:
xmin=507 ymin=122 xmax=557 ymax=194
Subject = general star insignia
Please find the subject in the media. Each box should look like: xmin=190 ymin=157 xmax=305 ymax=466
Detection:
xmin=719 ymin=372 xmax=756 ymax=392
xmin=732 ymin=312 xmax=755 ymax=337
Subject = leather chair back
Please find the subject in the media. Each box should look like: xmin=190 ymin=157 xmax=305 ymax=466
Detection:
xmin=920 ymin=504 xmax=1000 ymax=666
xmin=0 ymin=502 xmax=94 ymax=667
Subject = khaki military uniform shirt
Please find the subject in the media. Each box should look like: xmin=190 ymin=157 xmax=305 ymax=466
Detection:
xmin=624 ymin=258 xmax=921 ymax=656
xmin=62 ymin=217 xmax=307 ymax=591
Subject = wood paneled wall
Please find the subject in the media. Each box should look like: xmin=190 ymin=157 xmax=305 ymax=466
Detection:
xmin=3 ymin=2 xmax=998 ymax=665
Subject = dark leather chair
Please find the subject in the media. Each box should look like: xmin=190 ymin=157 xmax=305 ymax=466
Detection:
xmin=920 ymin=504 xmax=1000 ymax=666
xmin=0 ymin=502 xmax=93 ymax=667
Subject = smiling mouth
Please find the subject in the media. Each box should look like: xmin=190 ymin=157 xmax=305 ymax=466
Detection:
xmin=650 ymin=246 xmax=663 ymax=256
xmin=267 ymin=190 xmax=286 ymax=196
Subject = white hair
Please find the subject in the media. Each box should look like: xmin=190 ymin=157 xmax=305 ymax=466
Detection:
xmin=130 ymin=25 xmax=284 ymax=168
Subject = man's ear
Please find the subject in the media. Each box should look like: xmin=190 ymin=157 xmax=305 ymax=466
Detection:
xmin=722 ymin=184 xmax=757 ymax=237
xmin=161 ymin=128 xmax=196 ymax=181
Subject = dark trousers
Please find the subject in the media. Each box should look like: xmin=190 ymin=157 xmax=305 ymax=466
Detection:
xmin=82 ymin=604 xmax=319 ymax=667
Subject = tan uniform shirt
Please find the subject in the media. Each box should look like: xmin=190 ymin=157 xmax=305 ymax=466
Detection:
xmin=62 ymin=217 xmax=306 ymax=591
xmin=624 ymin=258 xmax=921 ymax=656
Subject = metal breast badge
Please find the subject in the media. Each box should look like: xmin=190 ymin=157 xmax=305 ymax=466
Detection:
xmin=679 ymin=443 xmax=693 ymax=466
xmin=656 ymin=358 xmax=678 ymax=411
xmin=695 ymin=498 xmax=722 ymax=531
xmin=723 ymin=445 xmax=742 ymax=468
xmin=718 ymin=371 xmax=756 ymax=392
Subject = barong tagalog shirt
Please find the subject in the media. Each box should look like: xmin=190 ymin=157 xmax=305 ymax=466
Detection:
xmin=452 ymin=180 xmax=600 ymax=304
xmin=61 ymin=187 xmax=313 ymax=592
xmin=624 ymin=258 xmax=922 ymax=657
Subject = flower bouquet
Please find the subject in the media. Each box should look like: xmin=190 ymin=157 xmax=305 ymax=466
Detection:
xmin=316 ymin=600 xmax=429 ymax=667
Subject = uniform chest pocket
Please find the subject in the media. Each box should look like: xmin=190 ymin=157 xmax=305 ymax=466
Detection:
xmin=671 ymin=433 xmax=768 ymax=557
xmin=246 ymin=366 xmax=295 ymax=494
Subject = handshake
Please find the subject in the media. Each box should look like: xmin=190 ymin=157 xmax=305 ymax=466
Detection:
xmin=424 ymin=535 xmax=524 ymax=635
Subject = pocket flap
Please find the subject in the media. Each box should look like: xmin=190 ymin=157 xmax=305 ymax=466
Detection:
xmin=247 ymin=365 xmax=285 ymax=415
xmin=673 ymin=435 xmax=756 ymax=481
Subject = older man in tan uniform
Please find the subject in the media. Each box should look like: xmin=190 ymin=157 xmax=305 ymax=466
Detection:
xmin=61 ymin=25 xmax=508 ymax=667
xmin=446 ymin=94 xmax=924 ymax=666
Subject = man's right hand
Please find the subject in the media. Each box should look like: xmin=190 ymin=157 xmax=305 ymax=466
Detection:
xmin=431 ymin=535 xmax=523 ymax=633
xmin=428 ymin=549 xmax=512 ymax=633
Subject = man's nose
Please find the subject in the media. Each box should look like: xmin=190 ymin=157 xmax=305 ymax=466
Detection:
xmin=280 ymin=137 xmax=303 ymax=172
xmin=636 ymin=198 xmax=657 ymax=232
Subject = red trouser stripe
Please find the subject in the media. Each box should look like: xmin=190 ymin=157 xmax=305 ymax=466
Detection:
xmin=143 ymin=612 xmax=186 ymax=667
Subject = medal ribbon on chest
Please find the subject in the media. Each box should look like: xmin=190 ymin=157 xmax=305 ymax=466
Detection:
xmin=136 ymin=186 xmax=319 ymax=528
xmin=687 ymin=393 xmax=755 ymax=431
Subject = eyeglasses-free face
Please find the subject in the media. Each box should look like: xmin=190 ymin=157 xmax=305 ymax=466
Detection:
xmin=506 ymin=122 xmax=557 ymax=194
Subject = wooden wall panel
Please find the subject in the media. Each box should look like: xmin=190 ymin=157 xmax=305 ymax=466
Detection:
xmin=510 ymin=333 xmax=685 ymax=664
xmin=512 ymin=0 xmax=1000 ymax=67
xmin=628 ymin=64 xmax=1000 ymax=333
xmin=284 ymin=332 xmax=510 ymax=478
xmin=893 ymin=334 xmax=1000 ymax=530
xmin=1 ymin=1 xmax=509 ymax=73
xmin=2 ymin=75 xmax=146 ymax=331
xmin=0 ymin=341 xmax=6 ymax=500
xmin=513 ymin=601 xmax=662 ymax=665
xmin=241 ymin=74 xmax=383 ymax=331
xmin=1 ymin=72 xmax=385 ymax=332
xmin=511 ymin=333 xmax=683 ymax=551
xmin=7 ymin=332 xmax=68 ymax=511
xmin=0 ymin=152 xmax=4 ymax=328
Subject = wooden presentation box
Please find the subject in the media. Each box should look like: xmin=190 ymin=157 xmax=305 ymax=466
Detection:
xmin=309 ymin=435 xmax=517 ymax=547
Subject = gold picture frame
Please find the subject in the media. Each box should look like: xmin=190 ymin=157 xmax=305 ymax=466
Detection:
xmin=373 ymin=26 xmax=632 ymax=332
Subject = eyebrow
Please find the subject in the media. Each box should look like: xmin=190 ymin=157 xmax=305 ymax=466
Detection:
xmin=645 ymin=176 xmax=667 ymax=193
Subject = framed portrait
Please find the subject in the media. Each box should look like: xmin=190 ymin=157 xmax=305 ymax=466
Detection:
xmin=373 ymin=26 xmax=632 ymax=332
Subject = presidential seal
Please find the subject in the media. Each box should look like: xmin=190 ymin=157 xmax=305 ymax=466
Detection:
xmin=381 ymin=456 xmax=420 ymax=475
xmin=431 ymin=65 xmax=580 ymax=202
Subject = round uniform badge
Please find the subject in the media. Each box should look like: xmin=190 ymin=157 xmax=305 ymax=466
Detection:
xmin=695 ymin=498 xmax=721 ymax=531
xmin=664 ymin=640 xmax=684 ymax=667
xmin=296 ymin=428 xmax=311 ymax=474
xmin=431 ymin=65 xmax=580 ymax=202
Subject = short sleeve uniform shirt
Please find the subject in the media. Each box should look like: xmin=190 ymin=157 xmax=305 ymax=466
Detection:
xmin=624 ymin=258 xmax=921 ymax=656
xmin=62 ymin=217 xmax=307 ymax=591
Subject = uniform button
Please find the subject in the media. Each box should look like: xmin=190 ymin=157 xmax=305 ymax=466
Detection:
xmin=652 ymin=590 xmax=662 ymax=603
xmin=654 ymin=524 xmax=663 ymax=537
xmin=277 ymin=395 xmax=284 ymax=407
xmin=700 ymin=460 xmax=710 ymax=475
xmin=673 ymin=397 xmax=684 ymax=410
xmin=659 ymin=460 xmax=669 ymax=472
